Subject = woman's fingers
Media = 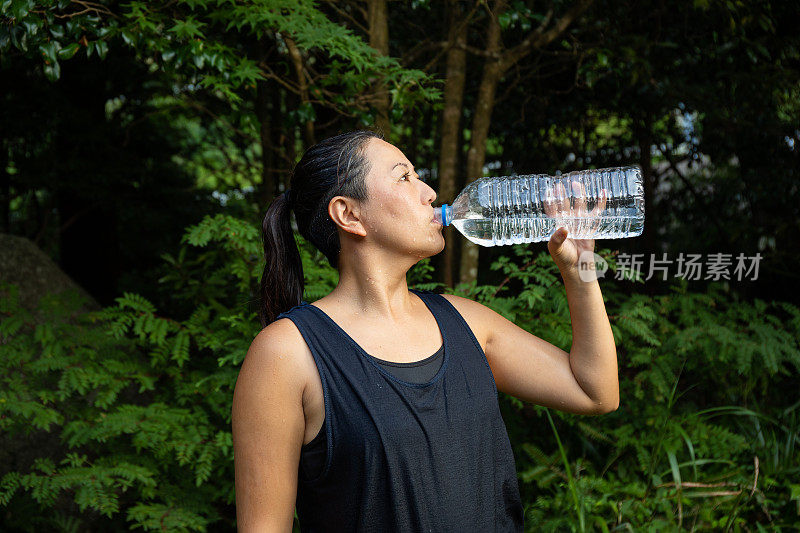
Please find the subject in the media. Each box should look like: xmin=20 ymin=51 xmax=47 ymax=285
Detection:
xmin=557 ymin=182 xmax=569 ymax=214
xmin=572 ymin=181 xmax=587 ymax=216
xmin=543 ymin=181 xmax=608 ymax=228
xmin=543 ymin=185 xmax=557 ymax=218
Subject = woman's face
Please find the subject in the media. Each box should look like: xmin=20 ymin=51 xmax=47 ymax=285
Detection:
xmin=358 ymin=138 xmax=445 ymax=260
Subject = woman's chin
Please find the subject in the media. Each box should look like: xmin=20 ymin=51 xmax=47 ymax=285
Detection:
xmin=404 ymin=232 xmax=446 ymax=261
xmin=423 ymin=241 xmax=446 ymax=258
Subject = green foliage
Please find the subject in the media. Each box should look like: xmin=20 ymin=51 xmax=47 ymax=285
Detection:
xmin=2 ymin=218 xmax=800 ymax=530
xmin=3 ymin=0 xmax=798 ymax=527
xmin=445 ymin=243 xmax=800 ymax=530
xmin=1 ymin=0 xmax=439 ymax=109
xmin=1 ymin=283 xmax=230 ymax=529
xmin=159 ymin=213 xmax=338 ymax=311
xmin=0 ymin=214 xmax=337 ymax=531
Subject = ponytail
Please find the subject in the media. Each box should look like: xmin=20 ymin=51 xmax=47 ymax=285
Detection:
xmin=258 ymin=129 xmax=382 ymax=327
xmin=259 ymin=191 xmax=304 ymax=327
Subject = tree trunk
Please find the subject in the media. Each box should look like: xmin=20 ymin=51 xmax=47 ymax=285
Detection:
xmin=636 ymin=114 xmax=660 ymax=296
xmin=458 ymin=0 xmax=595 ymax=284
xmin=255 ymin=38 xmax=277 ymax=204
xmin=367 ymin=0 xmax=391 ymax=136
xmin=437 ymin=0 xmax=468 ymax=288
xmin=284 ymin=35 xmax=316 ymax=148
xmin=459 ymin=0 xmax=508 ymax=285
xmin=256 ymin=80 xmax=276 ymax=202
xmin=271 ymin=84 xmax=287 ymax=194
xmin=637 ymin=114 xmax=655 ymax=255
xmin=282 ymin=88 xmax=298 ymax=181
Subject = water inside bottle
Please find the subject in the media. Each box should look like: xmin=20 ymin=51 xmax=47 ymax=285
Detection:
xmin=453 ymin=167 xmax=644 ymax=246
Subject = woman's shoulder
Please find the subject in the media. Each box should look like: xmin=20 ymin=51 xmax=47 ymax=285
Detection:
xmin=437 ymin=293 xmax=492 ymax=349
xmin=241 ymin=316 xmax=316 ymax=396
xmin=439 ymin=292 xmax=487 ymax=316
xmin=255 ymin=314 xmax=306 ymax=343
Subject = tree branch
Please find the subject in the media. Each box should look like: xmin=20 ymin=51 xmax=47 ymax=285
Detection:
xmin=402 ymin=40 xmax=446 ymax=68
xmin=502 ymin=0 xmax=594 ymax=70
xmin=658 ymin=144 xmax=729 ymax=240
xmin=258 ymin=61 xmax=302 ymax=95
xmin=323 ymin=0 xmax=369 ymax=34
xmin=453 ymin=41 xmax=501 ymax=59
xmin=419 ymin=0 xmax=482 ymax=72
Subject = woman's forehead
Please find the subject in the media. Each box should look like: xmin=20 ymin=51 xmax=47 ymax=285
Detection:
xmin=366 ymin=138 xmax=407 ymax=167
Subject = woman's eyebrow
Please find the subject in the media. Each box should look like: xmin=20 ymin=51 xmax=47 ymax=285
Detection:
xmin=391 ymin=162 xmax=415 ymax=172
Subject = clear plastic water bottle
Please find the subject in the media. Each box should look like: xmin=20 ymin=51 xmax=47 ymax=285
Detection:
xmin=433 ymin=166 xmax=644 ymax=246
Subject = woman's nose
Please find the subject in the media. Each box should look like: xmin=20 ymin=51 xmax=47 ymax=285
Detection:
xmin=423 ymin=183 xmax=437 ymax=205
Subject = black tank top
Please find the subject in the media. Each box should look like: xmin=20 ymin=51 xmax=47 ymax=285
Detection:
xmin=301 ymin=343 xmax=445 ymax=480
xmin=275 ymin=288 xmax=524 ymax=532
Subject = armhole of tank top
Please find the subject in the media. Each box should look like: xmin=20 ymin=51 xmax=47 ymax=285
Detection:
xmin=432 ymin=293 xmax=499 ymax=399
xmin=279 ymin=314 xmax=334 ymax=485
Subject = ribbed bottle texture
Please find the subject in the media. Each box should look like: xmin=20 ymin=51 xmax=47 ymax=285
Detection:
xmin=435 ymin=166 xmax=644 ymax=246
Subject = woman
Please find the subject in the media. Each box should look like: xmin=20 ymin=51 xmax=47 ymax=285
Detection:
xmin=232 ymin=130 xmax=619 ymax=532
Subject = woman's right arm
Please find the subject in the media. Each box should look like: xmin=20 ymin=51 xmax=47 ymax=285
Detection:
xmin=232 ymin=321 xmax=307 ymax=532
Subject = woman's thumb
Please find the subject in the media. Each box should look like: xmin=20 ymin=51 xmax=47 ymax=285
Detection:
xmin=554 ymin=227 xmax=568 ymax=244
xmin=549 ymin=227 xmax=568 ymax=254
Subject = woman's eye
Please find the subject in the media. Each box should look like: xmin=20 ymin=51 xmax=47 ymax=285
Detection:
xmin=400 ymin=171 xmax=425 ymax=182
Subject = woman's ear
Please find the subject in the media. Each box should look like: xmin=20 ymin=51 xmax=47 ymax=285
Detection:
xmin=328 ymin=196 xmax=367 ymax=237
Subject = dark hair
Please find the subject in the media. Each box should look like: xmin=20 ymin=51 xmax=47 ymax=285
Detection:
xmin=258 ymin=129 xmax=384 ymax=327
